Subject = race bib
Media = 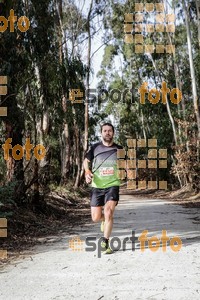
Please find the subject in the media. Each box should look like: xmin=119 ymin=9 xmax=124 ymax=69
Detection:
xmin=99 ymin=167 xmax=114 ymax=176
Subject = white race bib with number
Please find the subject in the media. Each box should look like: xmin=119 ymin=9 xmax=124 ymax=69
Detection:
xmin=99 ymin=167 xmax=114 ymax=176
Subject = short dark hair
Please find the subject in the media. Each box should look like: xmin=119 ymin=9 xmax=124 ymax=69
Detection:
xmin=101 ymin=122 xmax=114 ymax=133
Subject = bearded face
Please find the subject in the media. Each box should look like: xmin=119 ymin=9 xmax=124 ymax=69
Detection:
xmin=101 ymin=125 xmax=114 ymax=143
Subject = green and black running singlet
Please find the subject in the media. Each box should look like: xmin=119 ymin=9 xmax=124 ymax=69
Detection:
xmin=85 ymin=142 xmax=123 ymax=189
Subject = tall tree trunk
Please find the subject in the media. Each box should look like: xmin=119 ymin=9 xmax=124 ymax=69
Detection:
xmin=84 ymin=0 xmax=93 ymax=151
xmin=80 ymin=0 xmax=93 ymax=182
xmin=196 ymin=0 xmax=200 ymax=48
xmin=165 ymin=4 xmax=183 ymax=144
xmin=61 ymin=123 xmax=70 ymax=183
xmin=56 ymin=0 xmax=71 ymax=184
xmin=33 ymin=64 xmax=50 ymax=202
xmin=182 ymin=0 xmax=200 ymax=138
xmin=149 ymin=54 xmax=178 ymax=144
xmin=73 ymin=107 xmax=81 ymax=188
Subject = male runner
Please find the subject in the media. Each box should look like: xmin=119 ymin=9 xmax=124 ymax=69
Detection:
xmin=83 ymin=122 xmax=123 ymax=254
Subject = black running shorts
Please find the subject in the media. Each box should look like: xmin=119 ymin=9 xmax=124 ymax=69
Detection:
xmin=90 ymin=186 xmax=119 ymax=207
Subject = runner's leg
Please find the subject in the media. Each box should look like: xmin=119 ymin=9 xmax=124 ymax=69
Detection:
xmin=91 ymin=206 xmax=103 ymax=222
xmin=103 ymin=200 xmax=117 ymax=239
xmin=90 ymin=188 xmax=104 ymax=222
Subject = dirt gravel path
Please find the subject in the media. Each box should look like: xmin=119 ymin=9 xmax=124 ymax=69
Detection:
xmin=0 ymin=195 xmax=200 ymax=300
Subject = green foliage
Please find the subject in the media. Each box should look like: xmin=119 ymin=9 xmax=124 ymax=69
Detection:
xmin=0 ymin=155 xmax=6 ymax=184
xmin=101 ymin=45 xmax=119 ymax=68
xmin=0 ymin=0 xmax=94 ymax=202
xmin=96 ymin=0 xmax=200 ymax=190
xmin=0 ymin=181 xmax=16 ymax=217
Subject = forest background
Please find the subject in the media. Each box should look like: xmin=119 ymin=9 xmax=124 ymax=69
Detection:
xmin=0 ymin=0 xmax=199 ymax=225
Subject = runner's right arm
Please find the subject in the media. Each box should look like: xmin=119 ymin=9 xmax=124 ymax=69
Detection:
xmin=84 ymin=144 xmax=94 ymax=184
xmin=83 ymin=158 xmax=93 ymax=184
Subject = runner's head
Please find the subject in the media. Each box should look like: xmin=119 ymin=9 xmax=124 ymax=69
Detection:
xmin=101 ymin=122 xmax=114 ymax=143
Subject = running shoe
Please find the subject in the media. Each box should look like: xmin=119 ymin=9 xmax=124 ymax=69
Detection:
xmin=103 ymin=246 xmax=113 ymax=254
xmin=100 ymin=237 xmax=108 ymax=251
